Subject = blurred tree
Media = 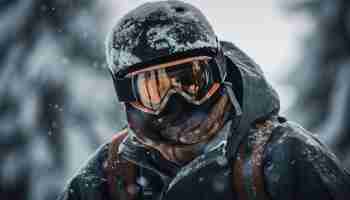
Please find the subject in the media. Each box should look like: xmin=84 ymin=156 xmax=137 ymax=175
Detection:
xmin=0 ymin=1 xmax=121 ymax=200
xmin=286 ymin=0 xmax=350 ymax=167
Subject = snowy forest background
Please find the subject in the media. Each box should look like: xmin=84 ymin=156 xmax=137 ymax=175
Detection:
xmin=1 ymin=0 xmax=350 ymax=200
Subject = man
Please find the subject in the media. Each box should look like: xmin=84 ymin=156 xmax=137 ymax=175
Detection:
xmin=59 ymin=1 xmax=350 ymax=200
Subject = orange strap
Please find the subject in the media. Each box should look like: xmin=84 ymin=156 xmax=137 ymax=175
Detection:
xmin=233 ymin=121 xmax=274 ymax=200
xmin=105 ymin=129 xmax=138 ymax=200
xmin=105 ymin=122 xmax=273 ymax=200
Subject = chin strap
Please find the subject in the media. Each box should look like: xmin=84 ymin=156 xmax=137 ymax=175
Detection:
xmin=223 ymin=82 xmax=242 ymax=118
xmin=222 ymin=82 xmax=243 ymax=160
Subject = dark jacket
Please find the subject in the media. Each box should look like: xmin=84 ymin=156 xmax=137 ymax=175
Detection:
xmin=58 ymin=42 xmax=350 ymax=200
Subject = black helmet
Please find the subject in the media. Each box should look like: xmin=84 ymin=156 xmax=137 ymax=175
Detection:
xmin=106 ymin=0 xmax=226 ymax=79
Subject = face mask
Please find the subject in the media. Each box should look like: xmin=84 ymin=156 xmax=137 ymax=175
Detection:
xmin=126 ymin=92 xmax=232 ymax=165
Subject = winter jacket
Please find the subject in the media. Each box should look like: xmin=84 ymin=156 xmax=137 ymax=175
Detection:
xmin=58 ymin=41 xmax=350 ymax=200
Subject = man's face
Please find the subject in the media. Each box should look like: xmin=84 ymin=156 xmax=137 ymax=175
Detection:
xmin=122 ymin=56 xmax=232 ymax=164
xmin=126 ymin=90 xmax=219 ymax=144
xmin=125 ymin=85 xmax=231 ymax=165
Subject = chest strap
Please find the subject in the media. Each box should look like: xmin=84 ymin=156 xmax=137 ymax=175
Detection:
xmin=105 ymin=129 xmax=138 ymax=200
xmin=106 ymin=120 xmax=274 ymax=200
xmin=233 ymin=120 xmax=275 ymax=200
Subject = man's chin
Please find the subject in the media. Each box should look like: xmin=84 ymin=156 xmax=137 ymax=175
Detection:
xmin=158 ymin=112 xmax=208 ymax=144
xmin=158 ymin=95 xmax=230 ymax=145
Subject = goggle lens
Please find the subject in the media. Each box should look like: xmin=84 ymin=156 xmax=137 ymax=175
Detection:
xmin=128 ymin=57 xmax=220 ymax=114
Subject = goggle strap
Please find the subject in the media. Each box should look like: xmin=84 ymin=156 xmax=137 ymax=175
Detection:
xmin=211 ymin=60 xmax=222 ymax=83
xmin=114 ymin=76 xmax=137 ymax=102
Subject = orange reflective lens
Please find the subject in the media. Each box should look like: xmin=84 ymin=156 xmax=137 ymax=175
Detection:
xmin=127 ymin=56 xmax=220 ymax=114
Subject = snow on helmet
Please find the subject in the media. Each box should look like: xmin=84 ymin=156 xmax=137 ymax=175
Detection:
xmin=106 ymin=0 xmax=221 ymax=77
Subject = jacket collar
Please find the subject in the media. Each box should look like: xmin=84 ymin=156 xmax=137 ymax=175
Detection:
xmin=119 ymin=121 xmax=233 ymax=184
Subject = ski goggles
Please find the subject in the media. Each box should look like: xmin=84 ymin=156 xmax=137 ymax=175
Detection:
xmin=113 ymin=56 xmax=223 ymax=115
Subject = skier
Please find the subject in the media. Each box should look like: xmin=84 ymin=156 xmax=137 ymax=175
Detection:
xmin=58 ymin=1 xmax=350 ymax=200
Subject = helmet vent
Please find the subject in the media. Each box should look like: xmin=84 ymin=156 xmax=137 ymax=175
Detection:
xmin=173 ymin=6 xmax=186 ymax=13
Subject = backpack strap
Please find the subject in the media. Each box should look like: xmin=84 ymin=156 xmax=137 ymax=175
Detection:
xmin=233 ymin=120 xmax=275 ymax=200
xmin=105 ymin=129 xmax=138 ymax=200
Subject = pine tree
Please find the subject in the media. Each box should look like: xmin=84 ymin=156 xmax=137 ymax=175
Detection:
xmin=286 ymin=0 xmax=350 ymax=167
xmin=0 ymin=1 xmax=122 ymax=199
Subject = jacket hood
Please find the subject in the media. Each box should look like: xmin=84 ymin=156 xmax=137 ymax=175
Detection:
xmin=220 ymin=41 xmax=280 ymax=157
